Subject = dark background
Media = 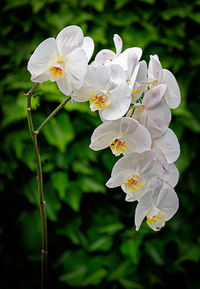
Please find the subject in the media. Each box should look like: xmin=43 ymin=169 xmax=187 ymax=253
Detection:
xmin=1 ymin=0 xmax=200 ymax=288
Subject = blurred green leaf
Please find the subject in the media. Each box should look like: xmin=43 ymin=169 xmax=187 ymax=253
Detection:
xmin=65 ymin=181 xmax=83 ymax=212
xmin=80 ymin=176 xmax=106 ymax=194
xmin=43 ymin=112 xmax=75 ymax=152
xmin=51 ymin=171 xmax=70 ymax=200
xmin=120 ymin=238 xmax=142 ymax=265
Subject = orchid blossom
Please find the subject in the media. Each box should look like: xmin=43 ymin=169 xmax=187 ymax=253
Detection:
xmin=106 ymin=150 xmax=164 ymax=202
xmin=28 ymin=25 xmax=94 ymax=95
xmin=73 ymin=64 xmax=132 ymax=120
xmin=90 ymin=117 xmax=151 ymax=156
xmin=147 ymin=54 xmax=181 ymax=109
xmin=131 ymin=84 xmax=171 ymax=138
xmin=135 ymin=177 xmax=179 ymax=231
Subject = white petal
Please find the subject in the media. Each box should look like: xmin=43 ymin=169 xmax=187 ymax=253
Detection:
xmin=86 ymin=65 xmax=111 ymax=89
xmin=113 ymin=47 xmax=142 ymax=70
xmin=94 ymin=49 xmax=116 ymax=65
xmin=100 ymin=84 xmax=131 ymax=120
xmin=132 ymin=106 xmax=148 ymax=127
xmin=82 ymin=36 xmax=94 ymax=62
xmin=56 ymin=25 xmax=84 ymax=55
xmin=107 ymin=64 xmax=127 ymax=85
xmin=56 ymin=76 xmax=70 ymax=95
xmin=148 ymin=54 xmax=163 ymax=81
xmin=90 ymin=120 xmax=120 ymax=150
xmin=66 ymin=47 xmax=88 ymax=90
xmin=143 ymin=84 xmax=167 ymax=109
xmin=27 ymin=37 xmax=58 ymax=82
xmin=163 ymin=69 xmax=181 ymax=109
xmin=113 ymin=34 xmax=123 ymax=55
xmin=145 ymin=100 xmax=172 ymax=139
xmin=127 ymin=52 xmax=140 ymax=88
xmin=119 ymin=117 xmax=138 ymax=135
xmin=72 ymin=84 xmax=95 ymax=102
xmin=152 ymin=146 xmax=168 ymax=170
xmin=124 ymin=120 xmax=152 ymax=154
xmin=145 ymin=176 xmax=163 ymax=200
xmin=163 ymin=163 xmax=179 ymax=187
xmin=139 ymin=150 xmax=164 ymax=180
xmin=132 ymin=60 xmax=147 ymax=101
xmin=153 ymin=128 xmax=180 ymax=163
xmin=106 ymin=153 xmax=140 ymax=188
xmin=135 ymin=190 xmax=154 ymax=231
xmin=125 ymin=47 xmax=142 ymax=61
xmin=156 ymin=182 xmax=179 ymax=221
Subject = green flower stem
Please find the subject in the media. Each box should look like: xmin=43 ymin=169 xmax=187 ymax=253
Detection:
xmin=26 ymin=85 xmax=48 ymax=289
xmin=26 ymin=84 xmax=71 ymax=289
xmin=35 ymin=96 xmax=71 ymax=135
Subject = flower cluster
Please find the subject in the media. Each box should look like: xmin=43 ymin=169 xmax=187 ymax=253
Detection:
xmin=28 ymin=25 xmax=180 ymax=231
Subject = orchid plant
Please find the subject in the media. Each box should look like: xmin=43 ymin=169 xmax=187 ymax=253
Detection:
xmin=26 ymin=25 xmax=181 ymax=289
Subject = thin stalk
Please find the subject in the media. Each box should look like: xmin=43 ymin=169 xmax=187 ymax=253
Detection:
xmin=26 ymin=86 xmax=48 ymax=289
xmin=35 ymin=96 xmax=71 ymax=135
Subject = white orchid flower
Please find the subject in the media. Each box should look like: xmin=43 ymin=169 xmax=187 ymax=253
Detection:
xmin=106 ymin=150 xmax=164 ymax=202
xmin=73 ymin=64 xmax=132 ymax=121
xmin=152 ymin=128 xmax=180 ymax=165
xmin=135 ymin=176 xmax=179 ymax=231
xmin=27 ymin=25 xmax=94 ymax=95
xmin=131 ymin=84 xmax=171 ymax=138
xmin=147 ymin=54 xmax=181 ymax=109
xmin=90 ymin=117 xmax=151 ymax=156
xmin=93 ymin=34 xmax=142 ymax=68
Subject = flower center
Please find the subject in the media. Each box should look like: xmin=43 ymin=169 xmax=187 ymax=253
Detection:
xmin=123 ymin=175 xmax=144 ymax=193
xmin=110 ymin=138 xmax=128 ymax=156
xmin=131 ymin=89 xmax=141 ymax=100
xmin=146 ymin=214 xmax=165 ymax=231
xmin=49 ymin=55 xmax=65 ymax=81
xmin=89 ymin=91 xmax=110 ymax=111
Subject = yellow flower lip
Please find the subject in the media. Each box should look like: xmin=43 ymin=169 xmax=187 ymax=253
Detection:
xmin=124 ymin=175 xmax=144 ymax=193
xmin=49 ymin=55 xmax=65 ymax=81
xmin=89 ymin=92 xmax=110 ymax=111
xmin=49 ymin=66 xmax=64 ymax=80
xmin=110 ymin=138 xmax=128 ymax=156
xmin=146 ymin=214 xmax=165 ymax=230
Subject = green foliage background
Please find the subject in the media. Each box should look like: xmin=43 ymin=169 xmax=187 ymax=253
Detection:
xmin=1 ymin=0 xmax=200 ymax=288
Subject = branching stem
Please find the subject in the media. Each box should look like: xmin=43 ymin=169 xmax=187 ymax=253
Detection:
xmin=26 ymin=83 xmax=71 ymax=289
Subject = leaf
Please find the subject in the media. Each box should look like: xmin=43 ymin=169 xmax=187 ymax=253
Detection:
xmin=88 ymin=236 xmax=113 ymax=252
xmin=19 ymin=210 xmax=41 ymax=255
xmin=57 ymin=217 xmax=88 ymax=246
xmin=108 ymin=261 xmax=131 ymax=281
xmin=1 ymin=93 xmax=27 ymax=127
xmin=145 ymin=239 xmax=165 ymax=266
xmin=60 ymin=265 xmax=87 ymax=286
xmin=97 ymin=222 xmax=124 ymax=235
xmin=45 ymin=183 xmax=62 ymax=221
xmin=51 ymin=171 xmax=70 ymax=200
xmin=43 ymin=112 xmax=75 ymax=152
xmin=120 ymin=238 xmax=142 ymax=265
xmin=119 ymin=278 xmax=144 ymax=289
xmin=80 ymin=176 xmax=106 ymax=194
xmin=82 ymin=268 xmax=107 ymax=286
xmin=65 ymin=181 xmax=83 ymax=212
